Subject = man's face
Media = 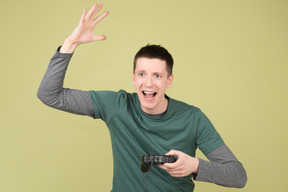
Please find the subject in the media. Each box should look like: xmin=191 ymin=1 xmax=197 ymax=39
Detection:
xmin=133 ymin=57 xmax=173 ymax=114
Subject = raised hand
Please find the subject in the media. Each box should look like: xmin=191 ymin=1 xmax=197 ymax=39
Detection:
xmin=60 ymin=3 xmax=109 ymax=53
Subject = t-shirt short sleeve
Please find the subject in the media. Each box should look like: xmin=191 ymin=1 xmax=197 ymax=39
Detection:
xmin=88 ymin=90 xmax=127 ymax=122
xmin=194 ymin=109 xmax=224 ymax=155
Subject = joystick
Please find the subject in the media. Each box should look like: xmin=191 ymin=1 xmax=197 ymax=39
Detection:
xmin=141 ymin=155 xmax=177 ymax=172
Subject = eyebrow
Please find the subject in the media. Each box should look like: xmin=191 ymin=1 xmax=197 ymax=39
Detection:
xmin=136 ymin=69 xmax=164 ymax=75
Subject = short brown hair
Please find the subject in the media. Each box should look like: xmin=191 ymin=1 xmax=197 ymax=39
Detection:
xmin=133 ymin=44 xmax=174 ymax=77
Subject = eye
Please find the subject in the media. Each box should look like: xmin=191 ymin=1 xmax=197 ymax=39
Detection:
xmin=138 ymin=73 xmax=145 ymax=77
xmin=155 ymin=74 xmax=161 ymax=78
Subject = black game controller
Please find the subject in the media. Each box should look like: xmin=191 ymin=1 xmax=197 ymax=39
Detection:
xmin=141 ymin=155 xmax=177 ymax=172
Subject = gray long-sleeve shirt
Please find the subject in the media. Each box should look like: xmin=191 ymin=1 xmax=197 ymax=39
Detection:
xmin=37 ymin=47 xmax=247 ymax=189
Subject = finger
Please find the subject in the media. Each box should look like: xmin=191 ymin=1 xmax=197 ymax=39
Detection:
xmin=166 ymin=149 xmax=181 ymax=156
xmin=163 ymin=161 xmax=180 ymax=170
xmin=86 ymin=3 xmax=98 ymax=20
xmin=80 ymin=8 xmax=87 ymax=23
xmin=158 ymin=163 xmax=179 ymax=174
xmin=90 ymin=3 xmax=104 ymax=20
xmin=92 ymin=11 xmax=109 ymax=27
xmin=160 ymin=164 xmax=185 ymax=177
xmin=168 ymin=171 xmax=185 ymax=178
xmin=91 ymin=35 xmax=107 ymax=42
xmin=158 ymin=164 xmax=166 ymax=170
xmin=159 ymin=163 xmax=187 ymax=177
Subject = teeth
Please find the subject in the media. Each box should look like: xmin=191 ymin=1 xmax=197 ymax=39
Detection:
xmin=144 ymin=91 xmax=155 ymax=94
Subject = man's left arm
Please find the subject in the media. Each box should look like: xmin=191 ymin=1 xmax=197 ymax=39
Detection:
xmin=158 ymin=144 xmax=247 ymax=188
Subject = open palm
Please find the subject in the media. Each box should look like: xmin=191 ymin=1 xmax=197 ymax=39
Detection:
xmin=61 ymin=3 xmax=109 ymax=53
xmin=70 ymin=3 xmax=109 ymax=44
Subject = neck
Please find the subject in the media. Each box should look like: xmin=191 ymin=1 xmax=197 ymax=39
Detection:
xmin=142 ymin=96 xmax=169 ymax=115
xmin=145 ymin=110 xmax=167 ymax=117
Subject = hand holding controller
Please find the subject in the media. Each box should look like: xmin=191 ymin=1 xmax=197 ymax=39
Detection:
xmin=141 ymin=155 xmax=177 ymax=172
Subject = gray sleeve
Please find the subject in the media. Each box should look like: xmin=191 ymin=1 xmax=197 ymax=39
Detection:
xmin=37 ymin=47 xmax=95 ymax=118
xmin=193 ymin=144 xmax=247 ymax=188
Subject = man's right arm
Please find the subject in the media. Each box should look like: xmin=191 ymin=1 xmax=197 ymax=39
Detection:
xmin=37 ymin=47 xmax=95 ymax=117
xmin=37 ymin=3 xmax=109 ymax=117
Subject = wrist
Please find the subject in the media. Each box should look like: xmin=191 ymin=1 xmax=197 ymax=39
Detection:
xmin=60 ymin=36 xmax=80 ymax=53
xmin=192 ymin=158 xmax=199 ymax=174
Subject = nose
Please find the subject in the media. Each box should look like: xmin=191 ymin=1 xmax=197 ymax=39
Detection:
xmin=144 ymin=76 xmax=153 ymax=87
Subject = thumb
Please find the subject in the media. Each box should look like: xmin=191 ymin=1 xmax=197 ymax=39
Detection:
xmin=92 ymin=35 xmax=107 ymax=41
xmin=166 ymin=149 xmax=181 ymax=157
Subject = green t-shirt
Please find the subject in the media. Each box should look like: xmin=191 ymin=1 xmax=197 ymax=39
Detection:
xmin=89 ymin=89 xmax=224 ymax=191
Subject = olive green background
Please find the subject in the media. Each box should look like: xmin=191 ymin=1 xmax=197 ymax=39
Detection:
xmin=1 ymin=0 xmax=287 ymax=191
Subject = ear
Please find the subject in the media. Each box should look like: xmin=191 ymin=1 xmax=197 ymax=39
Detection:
xmin=166 ymin=74 xmax=173 ymax=88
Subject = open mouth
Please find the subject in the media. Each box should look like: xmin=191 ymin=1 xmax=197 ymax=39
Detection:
xmin=142 ymin=91 xmax=157 ymax=99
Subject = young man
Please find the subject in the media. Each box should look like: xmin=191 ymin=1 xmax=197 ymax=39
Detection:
xmin=38 ymin=3 xmax=247 ymax=191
